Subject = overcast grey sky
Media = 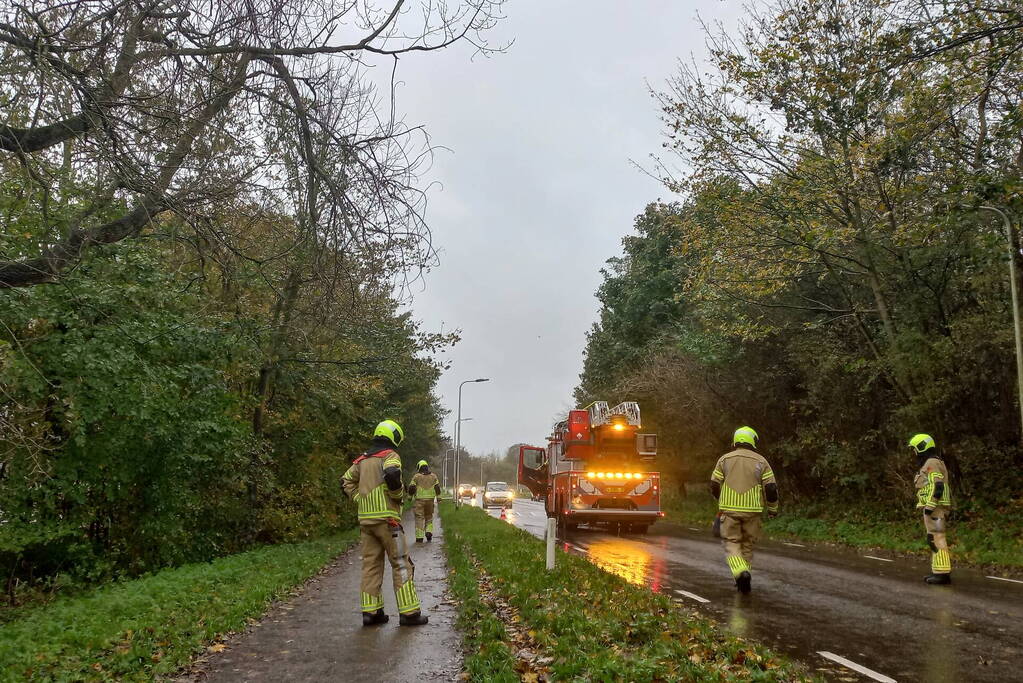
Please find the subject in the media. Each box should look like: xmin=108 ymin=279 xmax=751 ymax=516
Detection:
xmin=387 ymin=1 xmax=743 ymax=458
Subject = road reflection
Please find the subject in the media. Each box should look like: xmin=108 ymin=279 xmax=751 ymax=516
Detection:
xmin=583 ymin=537 xmax=663 ymax=589
xmin=923 ymin=595 xmax=958 ymax=683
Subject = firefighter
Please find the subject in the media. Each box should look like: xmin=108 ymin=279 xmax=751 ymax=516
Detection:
xmin=909 ymin=433 xmax=953 ymax=584
xmin=710 ymin=426 xmax=779 ymax=594
xmin=341 ymin=419 xmax=429 ymax=626
xmin=409 ymin=460 xmax=441 ymax=543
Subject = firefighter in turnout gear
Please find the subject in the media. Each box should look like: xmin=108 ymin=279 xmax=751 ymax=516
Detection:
xmin=341 ymin=420 xmax=429 ymax=626
xmin=909 ymin=433 xmax=953 ymax=585
xmin=710 ymin=426 xmax=779 ymax=594
xmin=409 ymin=460 xmax=441 ymax=543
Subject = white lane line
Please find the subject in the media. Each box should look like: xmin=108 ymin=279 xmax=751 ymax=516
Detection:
xmin=987 ymin=575 xmax=1023 ymax=584
xmin=863 ymin=555 xmax=894 ymax=563
xmin=673 ymin=589 xmax=710 ymax=603
xmin=783 ymin=542 xmax=806 ymax=548
xmin=817 ymin=651 xmax=896 ymax=683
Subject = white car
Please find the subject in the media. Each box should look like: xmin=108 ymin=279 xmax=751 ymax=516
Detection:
xmin=483 ymin=481 xmax=514 ymax=509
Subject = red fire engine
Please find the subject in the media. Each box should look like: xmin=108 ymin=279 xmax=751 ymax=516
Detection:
xmin=518 ymin=401 xmax=662 ymax=533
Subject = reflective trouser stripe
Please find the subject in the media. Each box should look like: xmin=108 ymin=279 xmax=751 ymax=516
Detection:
xmin=416 ymin=527 xmax=425 ymax=539
xmin=426 ymin=521 xmax=434 ymax=533
xmin=361 ymin=591 xmax=383 ymax=613
xmin=396 ymin=579 xmax=421 ymax=614
xmin=932 ymin=548 xmax=951 ymax=573
xmin=726 ymin=555 xmax=750 ymax=577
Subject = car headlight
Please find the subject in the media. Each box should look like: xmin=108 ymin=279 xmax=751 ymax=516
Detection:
xmin=508 ymin=492 xmax=514 ymax=499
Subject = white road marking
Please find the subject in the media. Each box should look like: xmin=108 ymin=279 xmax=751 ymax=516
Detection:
xmin=783 ymin=542 xmax=806 ymax=548
xmin=688 ymin=527 xmax=701 ymax=531
xmin=673 ymin=589 xmax=710 ymax=603
xmin=817 ymin=651 xmax=896 ymax=683
xmin=987 ymin=575 xmax=1023 ymax=584
xmin=863 ymin=555 xmax=894 ymax=562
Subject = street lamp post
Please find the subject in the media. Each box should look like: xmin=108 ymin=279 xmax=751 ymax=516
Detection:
xmin=455 ymin=378 xmax=489 ymax=508
xmin=979 ymin=205 xmax=1023 ymax=445
xmin=442 ymin=448 xmax=454 ymax=491
xmin=449 ymin=417 xmax=472 ymax=493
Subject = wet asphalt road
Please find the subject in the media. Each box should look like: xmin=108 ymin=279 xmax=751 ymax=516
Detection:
xmin=473 ymin=495 xmax=1023 ymax=683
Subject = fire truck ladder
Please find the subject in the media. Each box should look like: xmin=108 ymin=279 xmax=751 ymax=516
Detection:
xmin=586 ymin=401 xmax=642 ymax=426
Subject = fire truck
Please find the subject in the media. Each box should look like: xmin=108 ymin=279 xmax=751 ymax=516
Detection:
xmin=517 ymin=401 xmax=662 ymax=533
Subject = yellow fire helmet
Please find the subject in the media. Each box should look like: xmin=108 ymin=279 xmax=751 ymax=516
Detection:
xmin=417 ymin=460 xmax=429 ymax=469
xmin=733 ymin=426 xmax=759 ymax=448
xmin=374 ymin=419 xmax=405 ymax=447
xmin=908 ymin=433 xmax=936 ymax=454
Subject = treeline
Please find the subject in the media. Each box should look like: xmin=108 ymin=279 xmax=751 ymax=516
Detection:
xmin=577 ymin=0 xmax=1023 ymax=507
xmin=0 ymin=0 xmax=505 ymax=597
xmin=0 ymin=221 xmax=450 ymax=591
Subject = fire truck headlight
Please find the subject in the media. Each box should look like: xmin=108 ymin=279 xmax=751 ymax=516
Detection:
xmin=613 ymin=424 xmax=624 ymax=431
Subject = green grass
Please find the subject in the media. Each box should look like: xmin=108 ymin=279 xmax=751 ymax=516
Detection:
xmin=0 ymin=531 xmax=358 ymax=682
xmin=439 ymin=516 xmax=519 ymax=681
xmin=440 ymin=502 xmax=811 ymax=682
xmin=663 ymin=491 xmax=1023 ymax=570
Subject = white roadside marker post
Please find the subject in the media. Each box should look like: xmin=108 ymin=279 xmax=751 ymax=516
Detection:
xmin=545 ymin=518 xmax=556 ymax=570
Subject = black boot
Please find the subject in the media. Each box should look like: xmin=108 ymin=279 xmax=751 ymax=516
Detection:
xmin=415 ymin=538 xmax=423 ymax=543
xmin=399 ymin=612 xmax=429 ymax=626
xmin=362 ymin=609 xmax=389 ymax=626
xmin=426 ymin=531 xmax=433 ymax=542
xmin=735 ymin=571 xmax=752 ymax=594
xmin=925 ymin=573 xmax=952 ymax=585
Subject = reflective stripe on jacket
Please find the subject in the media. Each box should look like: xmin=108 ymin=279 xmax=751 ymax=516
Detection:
xmin=412 ymin=472 xmax=439 ymax=499
xmin=711 ymin=448 xmax=777 ymax=514
xmin=342 ymin=449 xmax=404 ymax=522
xmin=914 ymin=456 xmax=952 ymax=508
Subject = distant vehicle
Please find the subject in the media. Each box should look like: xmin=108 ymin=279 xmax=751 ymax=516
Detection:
xmin=457 ymin=484 xmax=477 ymax=499
xmin=483 ymin=481 xmax=514 ymax=509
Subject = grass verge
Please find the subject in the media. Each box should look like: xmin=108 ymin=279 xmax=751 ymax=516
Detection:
xmin=663 ymin=491 xmax=1023 ymax=570
xmin=440 ymin=516 xmax=519 ymax=681
xmin=0 ymin=531 xmax=358 ymax=681
xmin=439 ymin=502 xmax=810 ymax=682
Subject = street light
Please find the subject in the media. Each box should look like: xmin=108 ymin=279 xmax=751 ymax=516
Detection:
xmin=442 ymin=448 xmax=454 ymax=491
xmin=455 ymin=378 xmax=489 ymax=508
xmin=978 ymin=205 xmax=1023 ymax=445
xmin=445 ymin=417 xmax=473 ymax=492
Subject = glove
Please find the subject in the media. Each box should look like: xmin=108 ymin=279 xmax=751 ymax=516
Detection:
xmin=408 ymin=484 xmax=418 ymax=497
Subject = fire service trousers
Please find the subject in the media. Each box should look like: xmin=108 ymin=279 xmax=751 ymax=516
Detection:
xmin=359 ymin=521 xmax=421 ymax=615
xmin=720 ymin=511 xmax=762 ymax=577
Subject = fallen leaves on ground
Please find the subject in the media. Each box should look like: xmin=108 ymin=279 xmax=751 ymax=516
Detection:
xmin=473 ymin=557 xmax=553 ymax=682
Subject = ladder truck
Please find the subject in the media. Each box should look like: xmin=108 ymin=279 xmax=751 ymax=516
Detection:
xmin=517 ymin=401 xmax=662 ymax=533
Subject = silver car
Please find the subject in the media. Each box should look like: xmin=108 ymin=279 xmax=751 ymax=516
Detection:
xmin=483 ymin=481 xmax=514 ymax=509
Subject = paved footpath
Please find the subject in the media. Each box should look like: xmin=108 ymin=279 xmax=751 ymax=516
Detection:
xmin=188 ymin=509 xmax=461 ymax=682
